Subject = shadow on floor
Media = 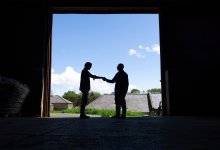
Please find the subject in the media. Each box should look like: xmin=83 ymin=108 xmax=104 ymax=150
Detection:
xmin=0 ymin=116 xmax=220 ymax=149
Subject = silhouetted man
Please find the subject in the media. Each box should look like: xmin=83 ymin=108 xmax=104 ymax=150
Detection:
xmin=103 ymin=63 xmax=129 ymax=118
xmin=79 ymin=62 xmax=104 ymax=119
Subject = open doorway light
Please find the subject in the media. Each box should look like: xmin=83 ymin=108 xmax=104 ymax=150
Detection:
xmin=52 ymin=14 xmax=160 ymax=95
xmin=51 ymin=14 xmax=161 ymax=115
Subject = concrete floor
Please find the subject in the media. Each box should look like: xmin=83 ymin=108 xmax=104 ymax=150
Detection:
xmin=0 ymin=116 xmax=220 ymax=150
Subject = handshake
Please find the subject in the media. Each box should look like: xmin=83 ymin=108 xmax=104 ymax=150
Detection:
xmin=101 ymin=77 xmax=107 ymax=81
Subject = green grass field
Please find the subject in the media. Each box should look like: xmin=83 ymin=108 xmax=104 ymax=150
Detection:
xmin=51 ymin=108 xmax=148 ymax=117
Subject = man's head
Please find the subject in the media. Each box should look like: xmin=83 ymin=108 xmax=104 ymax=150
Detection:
xmin=117 ymin=63 xmax=124 ymax=71
xmin=84 ymin=62 xmax=92 ymax=70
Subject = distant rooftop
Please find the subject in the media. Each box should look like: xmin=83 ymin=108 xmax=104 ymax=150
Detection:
xmin=148 ymin=93 xmax=161 ymax=109
xmin=87 ymin=93 xmax=161 ymax=112
xmin=50 ymin=95 xmax=72 ymax=104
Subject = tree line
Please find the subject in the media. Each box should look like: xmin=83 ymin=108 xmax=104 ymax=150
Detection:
xmin=62 ymin=91 xmax=101 ymax=106
xmin=130 ymin=88 xmax=161 ymax=94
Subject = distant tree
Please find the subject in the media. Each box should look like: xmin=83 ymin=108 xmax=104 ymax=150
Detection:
xmin=147 ymin=88 xmax=161 ymax=93
xmin=88 ymin=91 xmax=101 ymax=103
xmin=130 ymin=88 xmax=140 ymax=94
xmin=62 ymin=90 xmax=101 ymax=106
xmin=62 ymin=91 xmax=82 ymax=106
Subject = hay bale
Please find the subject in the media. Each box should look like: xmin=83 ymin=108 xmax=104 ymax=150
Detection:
xmin=0 ymin=76 xmax=29 ymax=115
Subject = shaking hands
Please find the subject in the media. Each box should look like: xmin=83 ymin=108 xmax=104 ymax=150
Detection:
xmin=93 ymin=76 xmax=107 ymax=81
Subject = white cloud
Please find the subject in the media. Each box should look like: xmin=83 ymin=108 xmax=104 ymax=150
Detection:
xmin=138 ymin=45 xmax=143 ymax=49
xmin=151 ymin=44 xmax=160 ymax=54
xmin=51 ymin=66 xmax=141 ymax=96
xmin=139 ymin=44 xmax=160 ymax=54
xmin=52 ymin=66 xmax=80 ymax=88
xmin=128 ymin=49 xmax=145 ymax=58
xmin=129 ymin=44 xmax=160 ymax=58
xmin=91 ymin=79 xmax=114 ymax=94
xmin=51 ymin=66 xmax=114 ymax=95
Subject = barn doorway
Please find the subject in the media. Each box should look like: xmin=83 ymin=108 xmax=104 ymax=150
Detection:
xmin=50 ymin=14 xmax=162 ymax=117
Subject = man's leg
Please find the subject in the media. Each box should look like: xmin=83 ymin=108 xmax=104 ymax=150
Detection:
xmin=80 ymin=92 xmax=90 ymax=119
xmin=112 ymin=106 xmax=120 ymax=118
xmin=112 ymin=96 xmax=120 ymax=118
xmin=121 ymin=98 xmax=126 ymax=118
xmin=116 ymin=105 xmax=121 ymax=117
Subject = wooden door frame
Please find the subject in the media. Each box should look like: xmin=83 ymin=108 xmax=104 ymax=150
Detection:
xmin=43 ymin=0 xmax=168 ymax=116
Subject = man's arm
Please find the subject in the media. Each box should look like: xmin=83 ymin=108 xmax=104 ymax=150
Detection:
xmin=88 ymin=72 xmax=104 ymax=80
xmin=103 ymin=74 xmax=117 ymax=83
xmin=93 ymin=75 xmax=104 ymax=80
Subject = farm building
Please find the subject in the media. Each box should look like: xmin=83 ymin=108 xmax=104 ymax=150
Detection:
xmin=87 ymin=93 xmax=161 ymax=113
xmin=50 ymin=95 xmax=73 ymax=110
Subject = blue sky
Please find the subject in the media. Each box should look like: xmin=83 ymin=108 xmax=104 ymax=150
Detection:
xmin=51 ymin=14 xmax=160 ymax=96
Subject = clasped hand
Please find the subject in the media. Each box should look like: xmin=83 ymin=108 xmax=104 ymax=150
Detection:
xmin=102 ymin=77 xmax=106 ymax=81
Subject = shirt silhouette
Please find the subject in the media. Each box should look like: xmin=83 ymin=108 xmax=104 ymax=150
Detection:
xmin=103 ymin=63 xmax=129 ymax=118
xmin=79 ymin=62 xmax=103 ymax=119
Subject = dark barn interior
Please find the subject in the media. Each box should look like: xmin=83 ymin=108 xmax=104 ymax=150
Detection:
xmin=1 ymin=0 xmax=220 ymax=149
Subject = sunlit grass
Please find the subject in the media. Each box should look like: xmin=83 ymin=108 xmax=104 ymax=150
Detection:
xmin=51 ymin=107 xmax=147 ymax=117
